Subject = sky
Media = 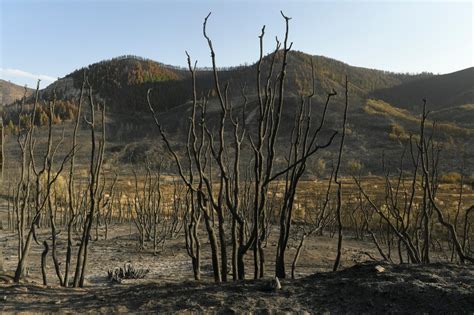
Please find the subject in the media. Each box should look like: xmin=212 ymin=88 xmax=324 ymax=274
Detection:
xmin=1 ymin=0 xmax=473 ymax=89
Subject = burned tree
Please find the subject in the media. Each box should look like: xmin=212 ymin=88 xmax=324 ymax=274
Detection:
xmin=13 ymin=83 xmax=74 ymax=283
xmin=73 ymin=80 xmax=106 ymax=287
xmin=355 ymin=100 xmax=474 ymax=265
xmin=149 ymin=12 xmax=342 ymax=281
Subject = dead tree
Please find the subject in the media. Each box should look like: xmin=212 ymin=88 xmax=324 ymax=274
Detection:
xmin=149 ymin=11 xmax=343 ymax=281
xmin=13 ymin=85 xmax=73 ymax=283
xmin=291 ymin=170 xmax=334 ymax=279
xmin=355 ymin=100 xmax=474 ymax=265
xmin=103 ymin=174 xmax=118 ymax=241
xmin=44 ymin=96 xmax=66 ymax=285
xmin=41 ymin=240 xmax=49 ymax=286
xmin=417 ymin=101 xmax=473 ymax=264
xmin=73 ymin=81 xmax=106 ymax=287
xmin=183 ymin=185 xmax=202 ymax=280
xmin=332 ymin=75 xmax=349 ymax=272
xmin=131 ymin=162 xmax=172 ymax=253
xmin=64 ymin=74 xmax=85 ymax=287
xmin=274 ymin=70 xmax=339 ymax=278
xmin=14 ymin=85 xmax=37 ymax=266
xmin=462 ymin=205 xmax=473 ymax=256
xmin=148 ymin=50 xmax=223 ymax=282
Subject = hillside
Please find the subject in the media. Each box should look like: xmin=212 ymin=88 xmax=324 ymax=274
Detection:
xmin=275 ymin=51 xmax=431 ymax=98
xmin=42 ymin=56 xmax=190 ymax=113
xmin=371 ymin=67 xmax=474 ymax=112
xmin=40 ymin=52 xmax=431 ymax=114
xmin=2 ymin=53 xmax=472 ymax=174
xmin=0 ymin=80 xmax=33 ymax=106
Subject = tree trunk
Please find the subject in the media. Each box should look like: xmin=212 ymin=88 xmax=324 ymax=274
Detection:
xmin=204 ymin=215 xmax=221 ymax=283
xmin=41 ymin=240 xmax=49 ymax=286
xmin=231 ymin=217 xmax=238 ymax=280
xmin=216 ymin=208 xmax=227 ymax=282
xmin=291 ymin=234 xmax=306 ymax=279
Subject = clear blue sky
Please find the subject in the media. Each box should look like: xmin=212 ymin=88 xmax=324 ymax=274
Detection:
xmin=1 ymin=0 xmax=472 ymax=88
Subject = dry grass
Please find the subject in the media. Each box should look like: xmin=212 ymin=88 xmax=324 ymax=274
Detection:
xmin=364 ymin=99 xmax=474 ymax=137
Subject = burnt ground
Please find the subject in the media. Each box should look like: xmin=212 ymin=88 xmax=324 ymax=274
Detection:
xmin=1 ymin=262 xmax=473 ymax=314
xmin=1 ymin=201 xmax=473 ymax=314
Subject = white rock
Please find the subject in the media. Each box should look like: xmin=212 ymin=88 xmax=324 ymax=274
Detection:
xmin=375 ymin=265 xmax=385 ymax=273
xmin=274 ymin=277 xmax=282 ymax=290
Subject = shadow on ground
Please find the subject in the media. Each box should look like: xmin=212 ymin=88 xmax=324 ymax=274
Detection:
xmin=1 ymin=262 xmax=473 ymax=313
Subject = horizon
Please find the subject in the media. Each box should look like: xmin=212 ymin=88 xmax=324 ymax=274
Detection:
xmin=1 ymin=0 xmax=473 ymax=89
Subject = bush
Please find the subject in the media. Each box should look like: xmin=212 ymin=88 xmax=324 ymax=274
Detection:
xmin=107 ymin=263 xmax=150 ymax=283
xmin=439 ymin=172 xmax=462 ymax=184
xmin=39 ymin=173 xmax=68 ymax=204
xmin=389 ymin=123 xmax=410 ymax=142
xmin=346 ymin=159 xmax=363 ymax=174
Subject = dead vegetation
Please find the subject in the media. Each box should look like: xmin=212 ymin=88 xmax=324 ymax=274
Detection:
xmin=0 ymin=11 xmax=473 ymax=314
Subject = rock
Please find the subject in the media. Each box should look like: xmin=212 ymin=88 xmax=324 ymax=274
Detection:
xmin=273 ymin=277 xmax=282 ymax=290
xmin=375 ymin=265 xmax=385 ymax=273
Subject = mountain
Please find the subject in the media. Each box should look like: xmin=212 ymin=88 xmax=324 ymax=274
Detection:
xmin=41 ymin=56 xmax=190 ymax=113
xmin=40 ymin=52 xmax=432 ymax=114
xmin=275 ymin=51 xmax=431 ymax=98
xmin=371 ymin=67 xmax=474 ymax=112
xmin=369 ymin=67 xmax=474 ymax=130
xmin=2 ymin=53 xmax=472 ymax=174
xmin=0 ymin=80 xmax=34 ymax=106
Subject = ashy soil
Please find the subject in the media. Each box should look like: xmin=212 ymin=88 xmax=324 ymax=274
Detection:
xmin=1 ymin=262 xmax=473 ymax=314
xmin=1 ymin=216 xmax=473 ymax=313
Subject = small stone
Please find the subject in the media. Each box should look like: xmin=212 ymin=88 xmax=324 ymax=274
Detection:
xmin=273 ymin=277 xmax=282 ymax=290
xmin=375 ymin=265 xmax=385 ymax=273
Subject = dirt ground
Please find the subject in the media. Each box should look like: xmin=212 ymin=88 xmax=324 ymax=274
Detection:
xmin=1 ymin=211 xmax=473 ymax=313
xmin=1 ymin=262 xmax=473 ymax=313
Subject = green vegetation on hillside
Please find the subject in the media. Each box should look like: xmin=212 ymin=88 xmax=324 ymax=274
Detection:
xmin=364 ymin=99 xmax=473 ymax=138
xmin=3 ymin=100 xmax=77 ymax=134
